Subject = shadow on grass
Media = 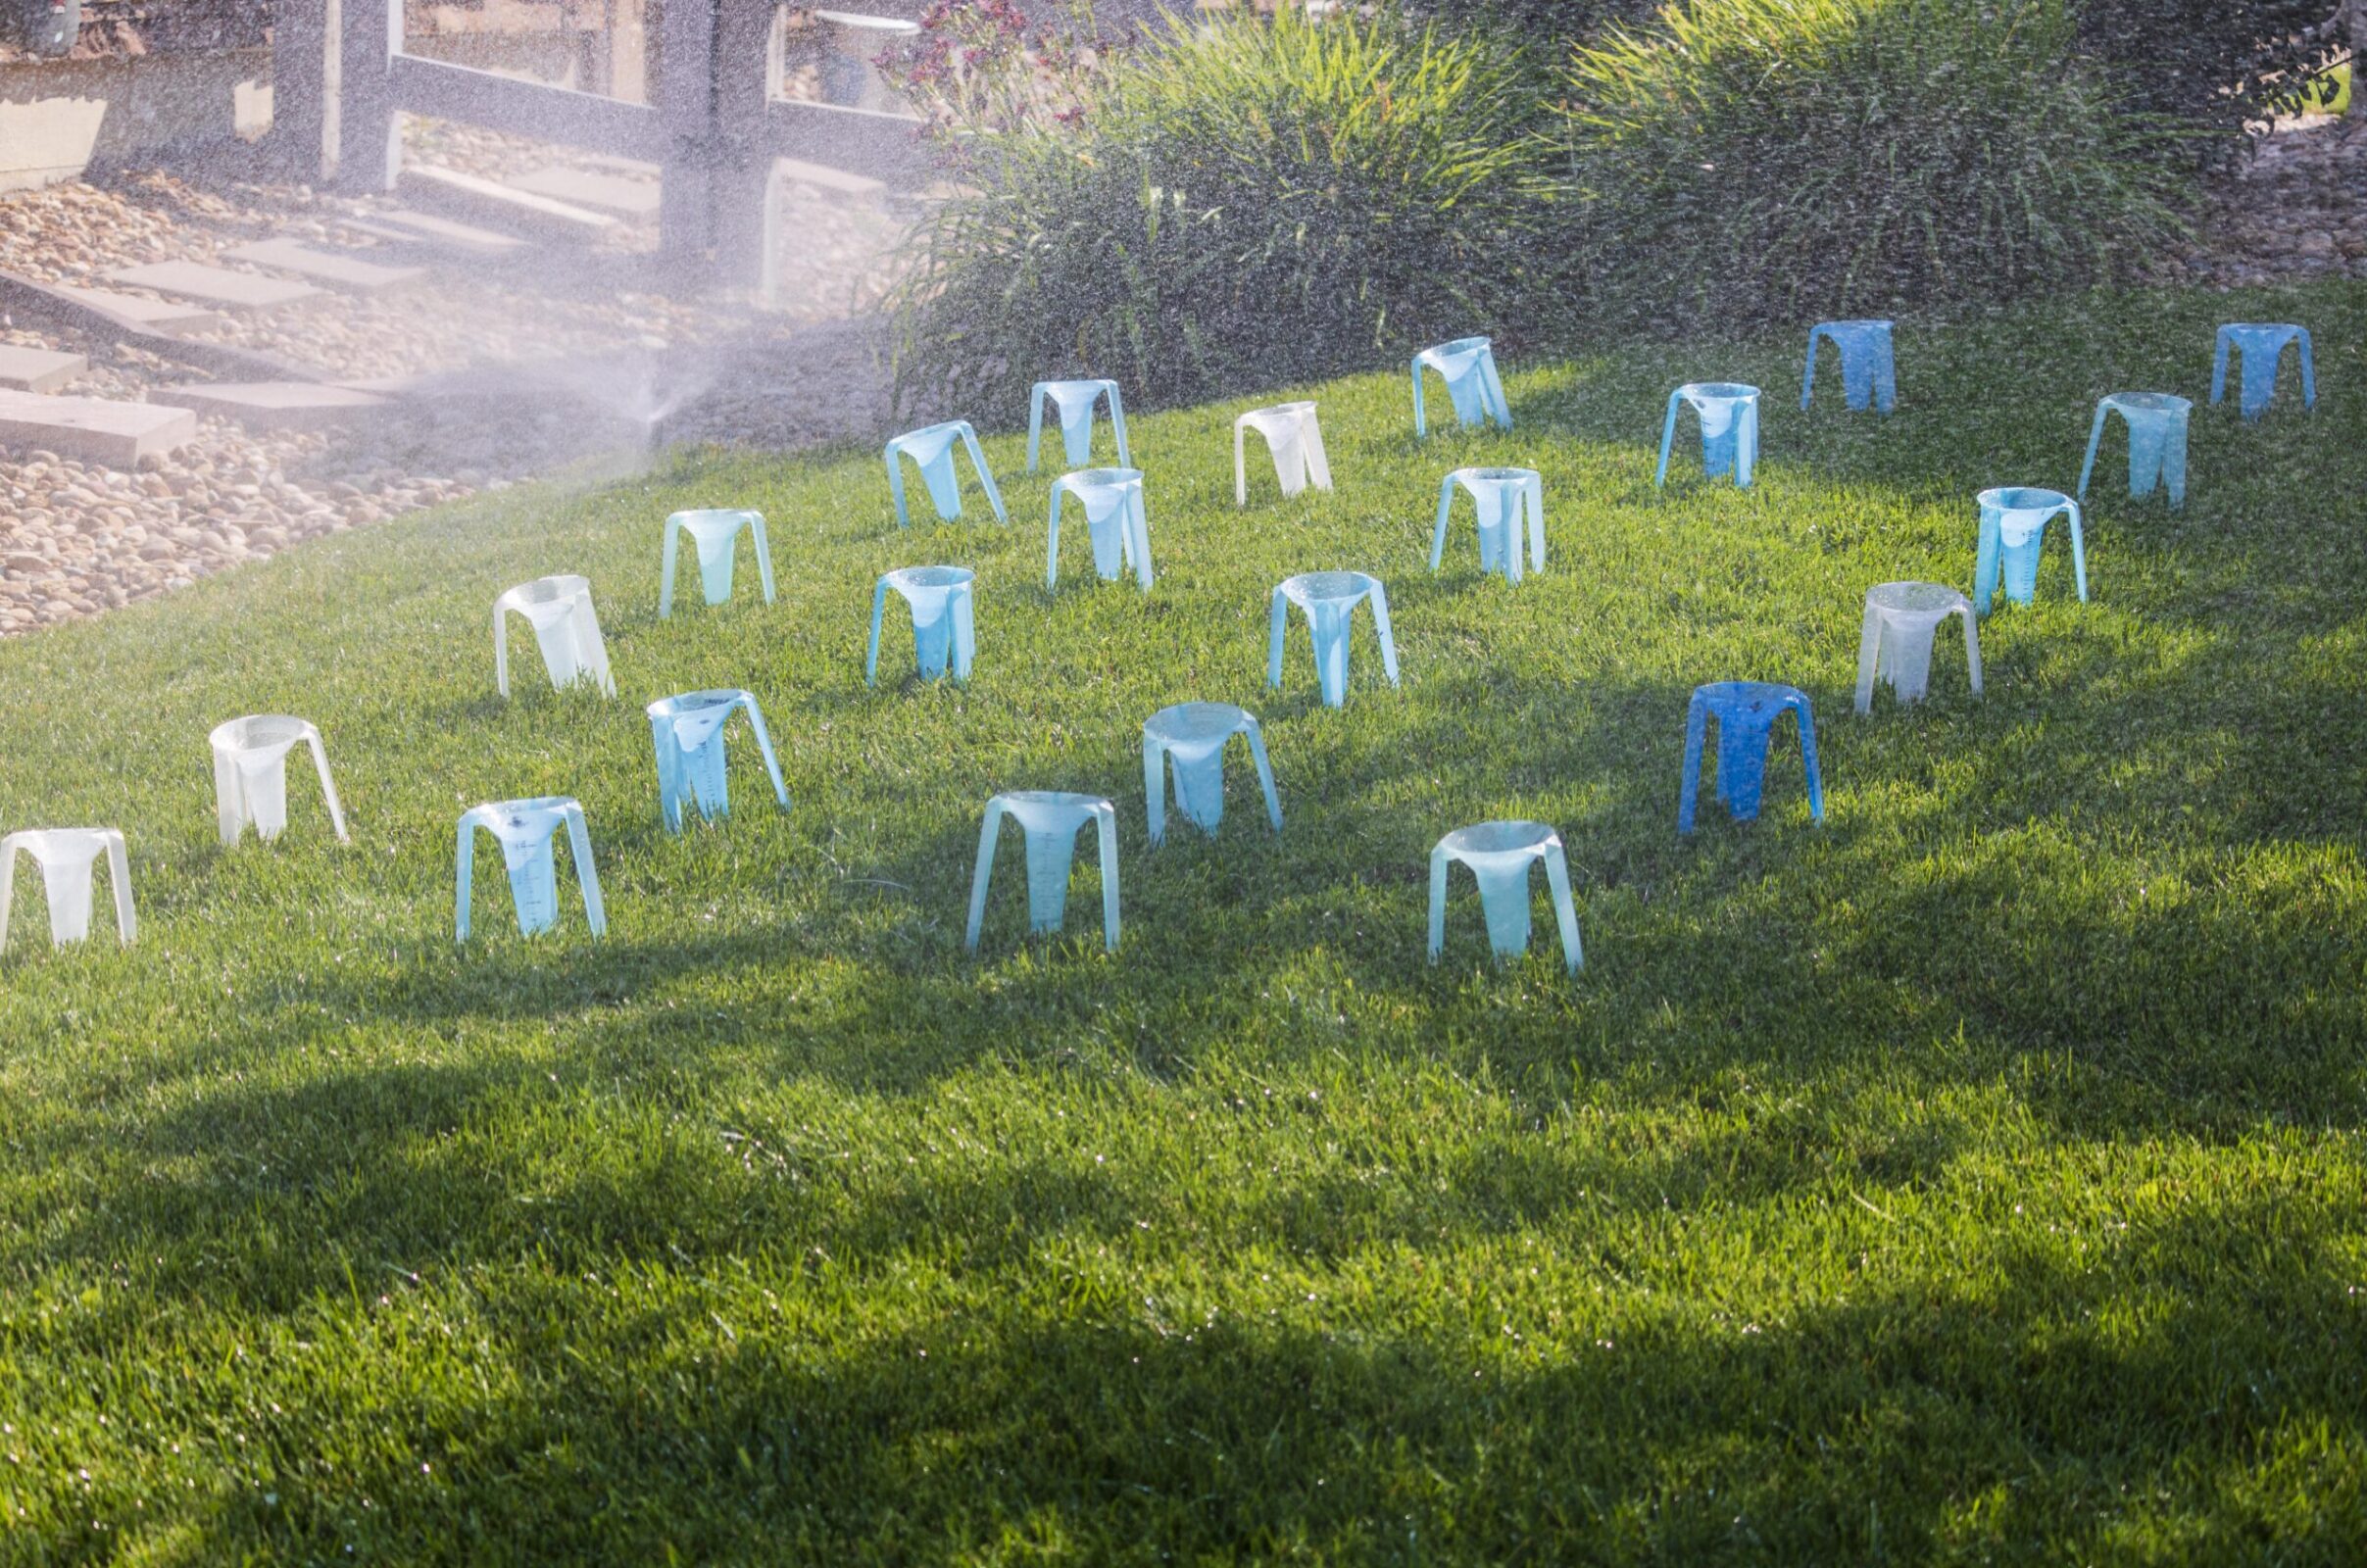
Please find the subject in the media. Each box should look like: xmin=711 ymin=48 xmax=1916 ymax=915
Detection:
xmin=119 ymin=1190 xmax=2367 ymax=1563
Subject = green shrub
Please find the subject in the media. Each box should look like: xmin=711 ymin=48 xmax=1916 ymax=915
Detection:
xmin=1557 ymin=0 xmax=2191 ymax=332
xmin=889 ymin=8 xmax=1555 ymax=414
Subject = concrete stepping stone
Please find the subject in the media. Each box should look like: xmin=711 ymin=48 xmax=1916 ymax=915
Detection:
xmin=507 ymin=167 xmax=662 ymax=220
xmin=48 ymin=284 xmax=225 ymax=334
xmin=222 ymin=239 xmax=426 ymax=293
xmin=102 ymin=262 xmax=323 ymax=313
xmin=0 ymin=389 xmax=196 ymax=466
xmin=776 ymin=156 xmax=888 ymax=197
xmin=0 ymin=345 xmax=86 ymax=393
xmin=399 ymin=166 xmax=618 ymax=244
xmin=149 ymin=381 xmax=393 ymax=432
xmin=340 ymin=209 xmax=531 ymax=259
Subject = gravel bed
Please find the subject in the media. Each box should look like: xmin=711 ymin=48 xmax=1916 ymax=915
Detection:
xmin=0 ymin=432 xmax=485 ymax=633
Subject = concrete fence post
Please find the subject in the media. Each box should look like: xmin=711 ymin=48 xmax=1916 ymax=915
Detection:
xmin=657 ymin=0 xmax=722 ymax=274
xmin=711 ymin=0 xmax=777 ymax=292
xmin=333 ymin=0 xmax=401 ymax=191
xmin=271 ymin=0 xmax=332 ymax=181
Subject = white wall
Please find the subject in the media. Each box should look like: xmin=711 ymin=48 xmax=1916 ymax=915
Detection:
xmin=0 ymin=48 xmax=271 ymax=192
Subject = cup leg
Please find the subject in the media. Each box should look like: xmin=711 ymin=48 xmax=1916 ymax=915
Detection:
xmin=951 ymin=588 xmax=976 ymax=680
xmin=651 ymin=721 xmax=685 ymax=832
xmin=964 ymin=806 xmax=1003 ymax=952
xmin=213 ymin=750 xmax=246 ymax=846
xmin=1143 ymin=737 xmax=1167 ymax=847
xmin=1427 ymin=849 xmax=1450 ymax=961
xmin=1973 ymin=515 xmax=2000 ymax=614
xmin=1543 ymin=847 xmax=1583 ymax=974
xmin=103 ymin=835 xmax=134 ymax=944
xmin=1853 ymin=605 xmax=1884 ymax=714
xmin=307 ymin=736 xmax=350 ymax=842
xmin=1479 ymin=353 xmax=1511 ymax=428
xmin=1127 ymin=494 xmax=1153 ymax=589
xmin=2077 ymin=407 xmax=2108 ymax=499
xmin=1244 ymin=723 xmax=1282 ymax=831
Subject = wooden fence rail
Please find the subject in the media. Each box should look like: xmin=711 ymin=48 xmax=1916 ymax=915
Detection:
xmin=271 ymin=0 xmax=931 ymax=287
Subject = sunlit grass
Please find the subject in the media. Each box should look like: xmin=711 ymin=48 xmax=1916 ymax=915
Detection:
xmin=0 ymin=281 xmax=2363 ymax=1563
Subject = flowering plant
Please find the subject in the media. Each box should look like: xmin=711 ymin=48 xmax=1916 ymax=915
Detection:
xmin=872 ymin=0 xmax=1121 ymax=149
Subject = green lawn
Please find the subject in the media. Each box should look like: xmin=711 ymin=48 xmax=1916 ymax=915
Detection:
xmin=2 ymin=281 xmax=2365 ymax=1564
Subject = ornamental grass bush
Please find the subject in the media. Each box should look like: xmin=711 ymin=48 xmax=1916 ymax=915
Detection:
xmin=888 ymin=7 xmax=1554 ymax=414
xmin=1557 ymin=0 xmax=2192 ymax=332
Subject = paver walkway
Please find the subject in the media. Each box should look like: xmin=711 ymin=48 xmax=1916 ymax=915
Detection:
xmin=150 ymin=382 xmax=395 ymax=433
xmin=0 ymin=389 xmax=196 ymax=466
xmin=398 ymin=167 xmax=618 ymax=243
xmin=341 ymin=209 xmax=531 ymax=259
xmin=223 ymin=239 xmax=426 ymax=292
xmin=51 ymin=285 xmax=223 ymax=333
xmin=103 ymin=262 xmax=323 ymax=312
xmin=507 ymin=167 xmax=663 ymax=220
xmin=0 ymin=345 xmax=84 ymax=393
